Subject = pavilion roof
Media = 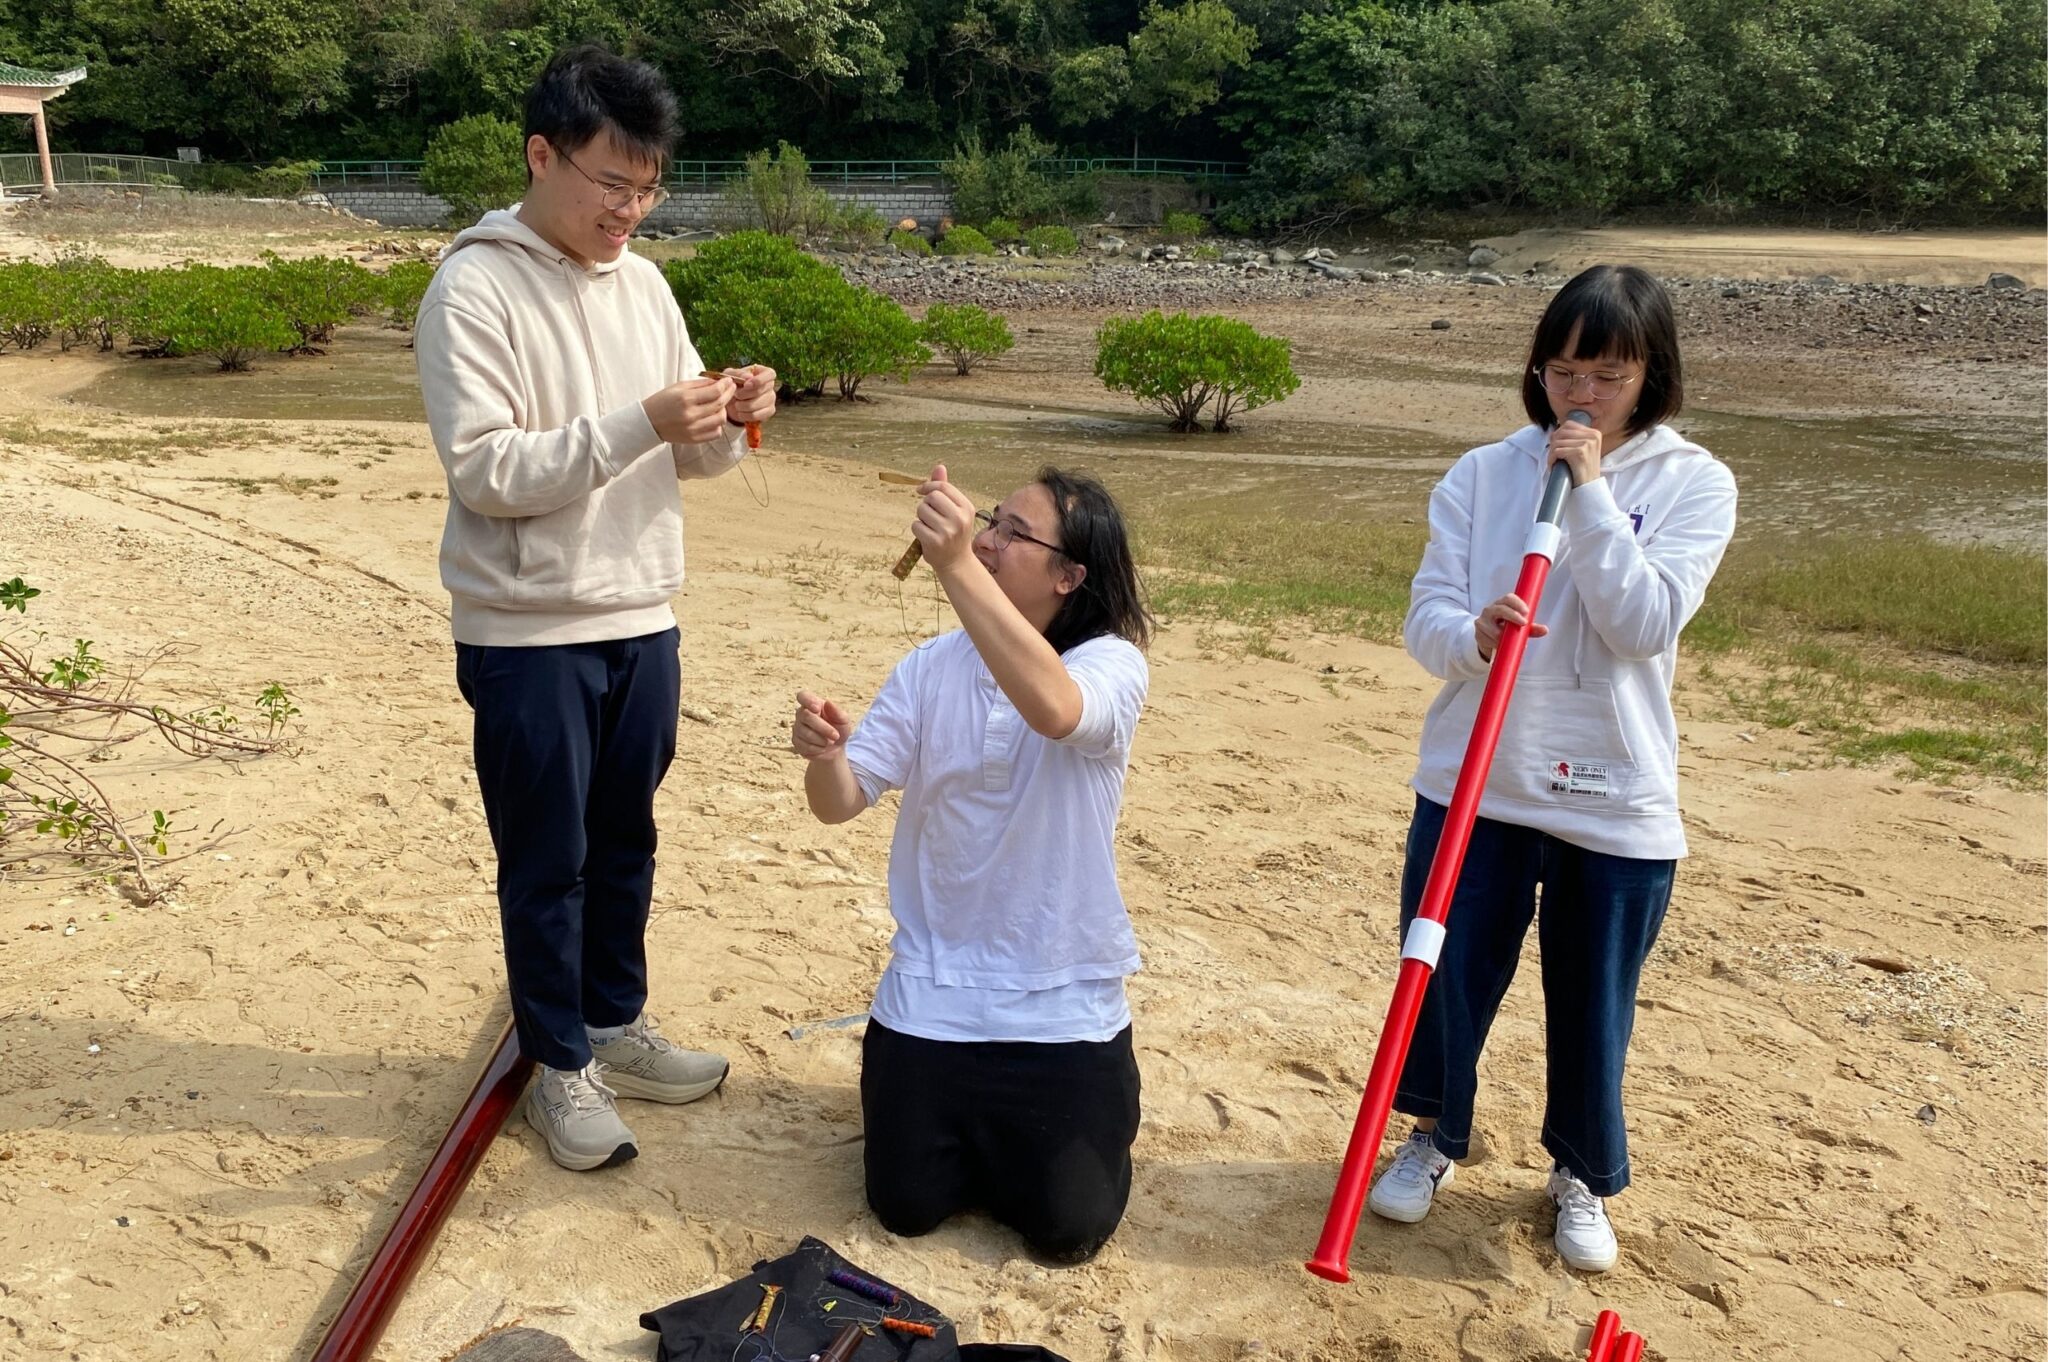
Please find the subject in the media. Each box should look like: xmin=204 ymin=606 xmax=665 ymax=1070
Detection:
xmin=0 ymin=63 xmax=85 ymax=88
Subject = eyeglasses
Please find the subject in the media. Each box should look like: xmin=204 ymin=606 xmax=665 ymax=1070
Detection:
xmin=554 ymin=144 xmax=670 ymax=213
xmin=1533 ymin=364 xmax=1639 ymax=400
xmin=974 ymin=509 xmax=1064 ymax=556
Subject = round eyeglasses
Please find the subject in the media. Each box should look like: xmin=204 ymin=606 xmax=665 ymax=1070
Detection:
xmin=556 ymin=144 xmax=670 ymax=213
xmin=1533 ymin=364 xmax=1639 ymax=401
xmin=974 ymin=509 xmax=1064 ymax=556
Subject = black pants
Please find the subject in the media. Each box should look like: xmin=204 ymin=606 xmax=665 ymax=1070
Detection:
xmin=455 ymin=628 xmax=680 ymax=1072
xmin=861 ymin=1019 xmax=1141 ymax=1265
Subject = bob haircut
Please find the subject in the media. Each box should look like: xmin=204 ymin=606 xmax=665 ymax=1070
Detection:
xmin=1520 ymin=264 xmax=1683 ymax=434
xmin=522 ymin=44 xmax=678 ymax=176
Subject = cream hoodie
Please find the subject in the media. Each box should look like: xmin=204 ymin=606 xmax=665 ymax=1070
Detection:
xmin=1406 ymin=424 xmax=1738 ymax=860
xmin=415 ymin=210 xmax=747 ymax=646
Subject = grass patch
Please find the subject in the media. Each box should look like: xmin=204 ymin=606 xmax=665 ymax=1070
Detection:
xmin=1141 ymin=513 xmax=2042 ymax=787
xmin=1139 ymin=513 xmax=1426 ymax=643
xmin=0 ymin=415 xmax=262 ymax=464
xmin=1691 ymin=538 xmax=2044 ymax=668
xmin=196 ymin=474 xmax=339 ymax=497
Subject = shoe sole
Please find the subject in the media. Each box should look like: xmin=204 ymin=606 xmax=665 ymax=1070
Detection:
xmin=599 ymin=1060 xmax=730 ymax=1105
xmin=1368 ymin=1158 xmax=1454 ymax=1223
xmin=525 ymin=1097 xmax=639 ymax=1172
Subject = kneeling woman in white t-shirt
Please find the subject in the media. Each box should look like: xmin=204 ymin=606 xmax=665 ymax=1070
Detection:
xmin=792 ymin=463 xmax=1151 ymax=1265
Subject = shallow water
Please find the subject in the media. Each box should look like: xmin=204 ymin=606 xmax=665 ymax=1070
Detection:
xmin=70 ymin=326 xmax=2046 ymax=553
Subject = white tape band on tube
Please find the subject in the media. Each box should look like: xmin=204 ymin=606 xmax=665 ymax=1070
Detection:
xmin=1402 ymin=918 xmax=1448 ymax=969
xmin=1524 ymin=521 xmax=1563 ymax=561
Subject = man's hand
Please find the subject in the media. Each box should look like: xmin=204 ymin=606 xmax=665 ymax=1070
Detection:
xmin=644 ymin=375 xmax=735 ymax=445
xmin=726 ymin=365 xmax=777 ymax=426
xmin=911 ymin=463 xmax=978 ymax=571
xmin=792 ymin=690 xmax=854 ymax=761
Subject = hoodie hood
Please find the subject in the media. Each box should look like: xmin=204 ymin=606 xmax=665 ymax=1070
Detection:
xmin=440 ymin=207 xmax=632 ymax=275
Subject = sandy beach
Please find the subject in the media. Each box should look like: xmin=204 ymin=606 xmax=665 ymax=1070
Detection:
xmin=0 ymin=212 xmax=2041 ymax=1362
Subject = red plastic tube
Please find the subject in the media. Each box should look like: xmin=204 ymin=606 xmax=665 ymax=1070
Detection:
xmin=311 ymin=1017 xmax=534 ymax=1362
xmin=1306 ymin=453 xmax=1578 ymax=1282
xmin=1613 ymin=1332 xmax=1646 ymax=1362
xmin=1585 ymin=1310 xmax=1623 ymax=1362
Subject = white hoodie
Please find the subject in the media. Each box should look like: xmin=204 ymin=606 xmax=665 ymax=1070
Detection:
xmin=1406 ymin=424 xmax=1737 ymax=860
xmin=415 ymin=210 xmax=747 ymax=647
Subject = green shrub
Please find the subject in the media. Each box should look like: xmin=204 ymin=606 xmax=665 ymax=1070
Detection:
xmin=188 ymin=164 xmax=256 ymax=196
xmin=250 ymin=159 xmax=322 ymax=198
xmin=1094 ymin=310 xmax=1300 ymax=432
xmin=48 ymin=249 xmax=124 ymax=352
xmin=1161 ymin=210 xmax=1208 ymax=242
xmin=0 ymin=263 xmax=59 ymax=352
xmin=691 ymin=275 xmax=927 ymax=401
xmin=944 ymin=129 xmax=1064 ymax=224
xmin=262 ymin=254 xmax=380 ymax=350
xmin=87 ymin=165 xmax=120 ymax=184
xmin=421 ymin=114 xmax=526 ymax=226
xmin=1023 ymin=225 xmax=1079 ymax=257
xmin=663 ymin=231 xmax=839 ymax=369
xmin=719 ymin=142 xmax=834 ymax=237
xmin=149 ymin=265 xmax=299 ymax=371
xmin=982 ymin=216 xmax=1023 ymax=243
xmin=381 ymin=260 xmax=436 ymax=330
xmin=149 ymin=173 xmax=184 ymax=189
xmin=936 ymin=225 xmax=994 ymax=256
xmin=825 ymin=201 xmax=889 ymax=249
xmin=824 ymin=286 xmax=930 ymax=400
xmin=921 ymin=302 xmax=1014 ymax=375
xmin=887 ymin=228 xmax=933 ymax=257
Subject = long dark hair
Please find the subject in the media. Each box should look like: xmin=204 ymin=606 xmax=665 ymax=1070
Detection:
xmin=1038 ymin=466 xmax=1153 ymax=655
xmin=1521 ymin=264 xmax=1684 ymax=435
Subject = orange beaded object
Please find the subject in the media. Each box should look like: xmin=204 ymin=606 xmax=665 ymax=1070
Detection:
xmin=881 ymin=1316 xmax=937 ymax=1338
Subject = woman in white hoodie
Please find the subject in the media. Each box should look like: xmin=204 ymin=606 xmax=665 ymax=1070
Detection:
xmin=1366 ymin=265 xmax=1737 ymax=1272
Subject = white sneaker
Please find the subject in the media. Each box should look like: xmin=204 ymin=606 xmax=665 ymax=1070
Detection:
xmin=590 ymin=1014 xmax=730 ymax=1104
xmin=1367 ymin=1130 xmax=1456 ymax=1223
xmin=525 ymin=1062 xmax=638 ymax=1171
xmin=1547 ymin=1167 xmax=1619 ymax=1272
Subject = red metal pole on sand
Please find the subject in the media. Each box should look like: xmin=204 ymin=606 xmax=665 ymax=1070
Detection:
xmin=1585 ymin=1309 xmax=1623 ymax=1361
xmin=311 ymin=1016 xmax=534 ymax=1361
xmin=1306 ymin=419 xmax=1586 ymax=1283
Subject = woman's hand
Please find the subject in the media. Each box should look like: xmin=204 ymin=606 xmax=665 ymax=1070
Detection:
xmin=792 ymin=690 xmax=854 ymax=760
xmin=1547 ymin=419 xmax=1605 ymax=487
xmin=1474 ymin=593 xmax=1548 ymax=661
xmin=911 ymin=463 xmax=978 ymax=571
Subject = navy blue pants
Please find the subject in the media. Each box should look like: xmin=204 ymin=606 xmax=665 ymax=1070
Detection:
xmin=1394 ymin=794 xmax=1673 ymax=1196
xmin=455 ymin=628 xmax=680 ymax=1072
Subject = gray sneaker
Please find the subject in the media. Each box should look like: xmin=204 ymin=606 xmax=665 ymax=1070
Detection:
xmin=590 ymin=1014 xmax=730 ymax=1104
xmin=525 ymin=1062 xmax=638 ymax=1171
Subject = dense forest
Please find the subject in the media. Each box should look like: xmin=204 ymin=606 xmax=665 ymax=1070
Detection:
xmin=1 ymin=0 xmax=2040 ymax=222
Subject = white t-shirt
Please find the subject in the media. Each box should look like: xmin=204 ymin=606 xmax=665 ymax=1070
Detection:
xmin=845 ymin=629 xmax=1148 ymax=1043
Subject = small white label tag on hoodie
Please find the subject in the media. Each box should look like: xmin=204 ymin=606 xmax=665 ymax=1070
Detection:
xmin=1548 ymin=759 xmax=1610 ymax=798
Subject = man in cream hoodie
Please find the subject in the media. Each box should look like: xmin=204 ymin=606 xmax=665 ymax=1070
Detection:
xmin=415 ymin=45 xmax=777 ymax=1171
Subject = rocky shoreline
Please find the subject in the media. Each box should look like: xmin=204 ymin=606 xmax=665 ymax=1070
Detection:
xmin=831 ymin=246 xmax=2047 ymax=363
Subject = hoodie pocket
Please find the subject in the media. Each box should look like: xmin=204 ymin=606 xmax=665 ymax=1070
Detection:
xmin=1488 ymin=677 xmax=1637 ymax=806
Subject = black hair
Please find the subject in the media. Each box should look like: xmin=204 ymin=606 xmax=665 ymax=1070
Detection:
xmin=522 ymin=44 xmax=679 ymax=176
xmin=1521 ymin=264 xmax=1683 ymax=434
xmin=1037 ymin=467 xmax=1153 ymax=655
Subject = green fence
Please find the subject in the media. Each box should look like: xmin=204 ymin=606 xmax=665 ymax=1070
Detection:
xmin=14 ymin=151 xmax=1247 ymax=192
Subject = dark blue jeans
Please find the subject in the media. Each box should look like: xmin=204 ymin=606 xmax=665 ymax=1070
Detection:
xmin=1394 ymin=794 xmax=1673 ymax=1196
xmin=455 ymin=628 xmax=681 ymax=1072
